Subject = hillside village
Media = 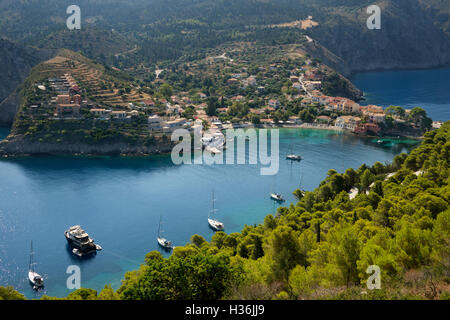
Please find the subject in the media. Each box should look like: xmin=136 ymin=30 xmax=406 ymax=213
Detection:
xmin=12 ymin=48 xmax=437 ymax=151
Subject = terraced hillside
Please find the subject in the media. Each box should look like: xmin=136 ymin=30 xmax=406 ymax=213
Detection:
xmin=0 ymin=49 xmax=172 ymax=156
xmin=37 ymin=50 xmax=152 ymax=107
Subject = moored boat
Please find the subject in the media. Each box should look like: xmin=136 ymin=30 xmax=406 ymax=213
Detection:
xmin=28 ymin=241 xmax=44 ymax=290
xmin=157 ymin=215 xmax=173 ymax=250
xmin=286 ymin=154 xmax=302 ymax=161
xmin=208 ymin=190 xmax=224 ymax=231
xmin=270 ymin=193 xmax=285 ymax=202
xmin=65 ymin=225 xmax=101 ymax=257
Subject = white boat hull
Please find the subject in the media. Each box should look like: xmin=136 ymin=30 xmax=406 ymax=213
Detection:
xmin=28 ymin=271 xmax=44 ymax=288
xmin=270 ymin=193 xmax=285 ymax=202
xmin=286 ymin=155 xmax=302 ymax=161
xmin=157 ymin=237 xmax=172 ymax=249
xmin=208 ymin=218 xmax=224 ymax=231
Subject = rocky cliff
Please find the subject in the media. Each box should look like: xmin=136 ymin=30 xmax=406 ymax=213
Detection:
xmin=0 ymin=134 xmax=175 ymax=157
xmin=307 ymin=0 xmax=450 ymax=76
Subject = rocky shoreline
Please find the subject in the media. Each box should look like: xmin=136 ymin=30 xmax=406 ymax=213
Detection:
xmin=0 ymin=134 xmax=175 ymax=158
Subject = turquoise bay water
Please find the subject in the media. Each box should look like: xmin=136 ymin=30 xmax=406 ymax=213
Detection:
xmin=352 ymin=67 xmax=450 ymax=121
xmin=0 ymin=127 xmax=418 ymax=298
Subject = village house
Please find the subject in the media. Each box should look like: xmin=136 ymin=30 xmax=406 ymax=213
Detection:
xmin=142 ymin=99 xmax=155 ymax=107
xmin=56 ymin=95 xmax=71 ymax=104
xmin=55 ymin=103 xmax=80 ymax=116
xmin=268 ymin=99 xmax=280 ymax=109
xmin=111 ymin=111 xmax=128 ymax=120
xmin=303 ymin=80 xmax=322 ymax=91
xmin=360 ymin=105 xmax=384 ymax=114
xmin=264 ymin=106 xmax=275 ymax=113
xmin=335 ymin=116 xmax=361 ymax=131
xmin=260 ymin=118 xmax=275 ymax=125
xmin=129 ymin=110 xmax=139 ymax=117
xmin=249 ymin=108 xmax=265 ymax=115
xmin=292 ymin=82 xmax=302 ymax=91
xmin=216 ymin=107 xmax=229 ymax=114
xmin=301 ymin=97 xmax=314 ymax=107
xmin=148 ymin=115 xmax=164 ymax=132
xmin=163 ymin=118 xmax=188 ymax=133
xmin=287 ymin=116 xmax=303 ymax=125
xmin=243 ymin=76 xmax=257 ymax=87
xmin=182 ymin=96 xmax=192 ymax=104
xmin=354 ymin=122 xmax=381 ymax=135
xmin=317 ymin=115 xmax=332 ymax=124
xmin=232 ymin=95 xmax=245 ymax=103
xmin=366 ymin=113 xmax=386 ymax=124
xmin=90 ymin=108 xmax=111 ymax=119
xmin=343 ymin=100 xmax=360 ymax=114
xmin=290 ymin=75 xmax=299 ymax=83
xmin=314 ymin=95 xmax=331 ymax=106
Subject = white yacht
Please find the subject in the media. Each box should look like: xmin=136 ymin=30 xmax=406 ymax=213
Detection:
xmin=286 ymin=154 xmax=302 ymax=161
xmin=208 ymin=190 xmax=224 ymax=231
xmin=65 ymin=225 xmax=102 ymax=257
xmin=270 ymin=193 xmax=285 ymax=202
xmin=157 ymin=216 xmax=173 ymax=250
xmin=202 ymin=131 xmax=225 ymax=150
xmin=28 ymin=241 xmax=44 ymax=290
xmin=287 ymin=144 xmax=302 ymax=161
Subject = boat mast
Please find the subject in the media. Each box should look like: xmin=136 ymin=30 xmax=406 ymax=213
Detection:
xmin=158 ymin=215 xmax=163 ymax=238
xmin=210 ymin=189 xmax=217 ymax=219
xmin=29 ymin=240 xmax=35 ymax=272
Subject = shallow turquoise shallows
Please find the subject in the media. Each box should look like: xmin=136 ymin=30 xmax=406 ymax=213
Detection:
xmin=351 ymin=66 xmax=450 ymax=121
xmin=0 ymin=127 xmax=418 ymax=298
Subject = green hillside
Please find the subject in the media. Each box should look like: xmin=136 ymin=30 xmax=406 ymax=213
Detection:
xmin=0 ymin=0 xmax=448 ymax=73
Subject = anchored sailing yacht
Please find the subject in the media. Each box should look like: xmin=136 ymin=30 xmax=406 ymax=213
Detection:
xmin=270 ymin=193 xmax=285 ymax=202
xmin=65 ymin=225 xmax=102 ymax=257
xmin=208 ymin=190 xmax=224 ymax=231
xmin=286 ymin=144 xmax=302 ymax=161
xmin=157 ymin=215 xmax=173 ymax=249
xmin=270 ymin=176 xmax=285 ymax=202
xmin=286 ymin=154 xmax=302 ymax=161
xmin=28 ymin=241 xmax=44 ymax=290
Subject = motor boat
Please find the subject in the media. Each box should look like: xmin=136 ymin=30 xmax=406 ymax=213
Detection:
xmin=65 ymin=225 xmax=102 ymax=257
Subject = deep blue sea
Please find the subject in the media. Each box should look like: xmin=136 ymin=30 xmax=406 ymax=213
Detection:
xmin=352 ymin=67 xmax=450 ymax=121
xmin=0 ymin=127 xmax=418 ymax=298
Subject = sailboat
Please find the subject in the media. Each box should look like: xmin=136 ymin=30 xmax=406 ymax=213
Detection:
xmin=270 ymin=176 xmax=285 ymax=202
xmin=208 ymin=190 xmax=224 ymax=231
xmin=157 ymin=215 xmax=173 ymax=250
xmin=296 ymin=167 xmax=306 ymax=199
xmin=286 ymin=143 xmax=302 ymax=161
xmin=28 ymin=241 xmax=44 ymax=290
xmin=270 ymin=192 xmax=285 ymax=202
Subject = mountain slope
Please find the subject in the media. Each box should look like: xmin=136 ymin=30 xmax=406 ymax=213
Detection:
xmin=0 ymin=39 xmax=54 ymax=125
xmin=0 ymin=0 xmax=448 ymax=74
